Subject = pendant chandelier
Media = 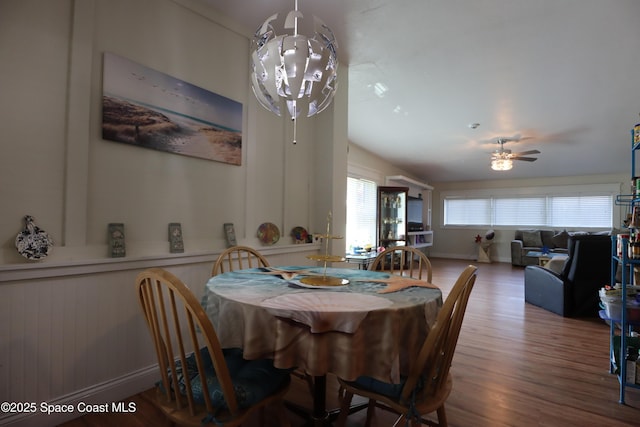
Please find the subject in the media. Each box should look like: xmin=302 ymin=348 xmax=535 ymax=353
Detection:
xmin=250 ymin=0 xmax=338 ymax=142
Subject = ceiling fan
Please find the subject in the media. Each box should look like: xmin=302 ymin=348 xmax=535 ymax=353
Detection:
xmin=490 ymin=138 xmax=540 ymax=171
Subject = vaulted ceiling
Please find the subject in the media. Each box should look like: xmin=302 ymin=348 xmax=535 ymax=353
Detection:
xmin=204 ymin=0 xmax=640 ymax=183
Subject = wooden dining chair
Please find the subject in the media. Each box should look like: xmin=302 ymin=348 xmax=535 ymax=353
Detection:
xmin=369 ymin=246 xmax=433 ymax=282
xmin=136 ymin=268 xmax=291 ymax=427
xmin=336 ymin=265 xmax=477 ymax=427
xmin=212 ymin=245 xmax=270 ymax=276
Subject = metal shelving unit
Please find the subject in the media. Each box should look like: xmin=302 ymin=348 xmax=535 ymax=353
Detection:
xmin=603 ymin=238 xmax=640 ymax=403
xmin=602 ymin=129 xmax=640 ymax=404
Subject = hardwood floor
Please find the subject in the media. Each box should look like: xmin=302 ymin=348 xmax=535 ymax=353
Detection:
xmin=59 ymin=259 xmax=640 ymax=427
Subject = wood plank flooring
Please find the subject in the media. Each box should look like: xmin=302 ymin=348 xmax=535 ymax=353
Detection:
xmin=59 ymin=259 xmax=640 ymax=427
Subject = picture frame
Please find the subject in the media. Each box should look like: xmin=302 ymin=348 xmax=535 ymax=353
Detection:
xmin=224 ymin=223 xmax=237 ymax=247
xmin=108 ymin=223 xmax=126 ymax=258
xmin=102 ymin=52 xmax=243 ymax=165
xmin=168 ymin=222 xmax=184 ymax=253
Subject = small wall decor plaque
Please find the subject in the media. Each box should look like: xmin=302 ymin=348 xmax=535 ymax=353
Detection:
xmin=168 ymin=222 xmax=184 ymax=253
xmin=15 ymin=215 xmax=53 ymax=260
xmin=108 ymin=223 xmax=126 ymax=257
xmin=224 ymin=223 xmax=237 ymax=247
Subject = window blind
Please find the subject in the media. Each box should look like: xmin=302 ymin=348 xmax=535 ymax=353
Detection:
xmin=346 ymin=177 xmax=377 ymax=251
xmin=442 ymin=185 xmax=616 ymax=228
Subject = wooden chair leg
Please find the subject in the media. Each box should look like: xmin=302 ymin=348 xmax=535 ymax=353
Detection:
xmin=364 ymin=399 xmax=376 ymax=427
xmin=336 ymin=390 xmax=354 ymax=427
xmin=276 ymin=401 xmax=291 ymax=427
xmin=437 ymin=405 xmax=448 ymax=427
xmin=305 ymin=374 xmax=314 ymax=396
xmin=392 ymin=414 xmax=406 ymax=427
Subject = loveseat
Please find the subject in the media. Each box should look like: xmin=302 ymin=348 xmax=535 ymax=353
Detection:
xmin=523 ymin=233 xmax=612 ymax=317
xmin=511 ymin=229 xmax=569 ymax=266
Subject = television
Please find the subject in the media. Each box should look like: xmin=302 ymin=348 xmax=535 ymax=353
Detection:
xmin=407 ymin=197 xmax=423 ymax=226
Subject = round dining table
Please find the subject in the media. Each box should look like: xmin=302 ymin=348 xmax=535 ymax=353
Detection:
xmin=201 ymin=266 xmax=442 ymax=425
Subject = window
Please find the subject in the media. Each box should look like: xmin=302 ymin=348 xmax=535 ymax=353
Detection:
xmin=442 ymin=184 xmax=618 ymax=228
xmin=444 ymin=198 xmax=491 ymax=226
xmin=346 ymin=177 xmax=377 ymax=252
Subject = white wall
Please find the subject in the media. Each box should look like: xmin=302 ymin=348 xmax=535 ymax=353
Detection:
xmin=0 ymin=1 xmax=347 ymax=425
xmin=347 ymin=143 xmax=420 ymax=185
xmin=0 ymin=0 xmax=347 ymax=264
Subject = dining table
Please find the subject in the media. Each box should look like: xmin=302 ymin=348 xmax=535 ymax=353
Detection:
xmin=201 ymin=265 xmax=443 ymax=426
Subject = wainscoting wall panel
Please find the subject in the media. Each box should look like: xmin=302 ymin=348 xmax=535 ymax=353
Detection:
xmin=0 ymin=244 xmax=320 ymax=427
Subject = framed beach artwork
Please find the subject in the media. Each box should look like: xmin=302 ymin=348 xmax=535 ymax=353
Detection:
xmin=101 ymin=52 xmax=242 ymax=165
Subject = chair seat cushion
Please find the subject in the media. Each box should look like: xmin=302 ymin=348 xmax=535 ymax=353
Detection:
xmin=162 ymin=347 xmax=290 ymax=409
xmin=350 ymin=375 xmax=407 ymax=399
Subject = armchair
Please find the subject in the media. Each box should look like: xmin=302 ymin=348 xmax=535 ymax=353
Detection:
xmin=524 ymin=233 xmax=612 ymax=317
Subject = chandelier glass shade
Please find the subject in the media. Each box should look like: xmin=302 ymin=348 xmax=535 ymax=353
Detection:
xmin=249 ymin=0 xmax=338 ymax=121
xmin=491 ymin=158 xmax=513 ymax=171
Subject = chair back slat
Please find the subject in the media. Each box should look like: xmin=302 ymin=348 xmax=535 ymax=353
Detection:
xmin=157 ymin=285 xmax=186 ymax=410
xmin=212 ymin=246 xmax=270 ymax=276
xmin=369 ymin=246 xmax=433 ymax=282
xmin=167 ymin=287 xmax=199 ymax=414
xmin=139 ymin=279 xmax=173 ymax=403
xmin=401 ymin=265 xmax=477 ymax=402
xmin=185 ymin=311 xmax=214 ymax=414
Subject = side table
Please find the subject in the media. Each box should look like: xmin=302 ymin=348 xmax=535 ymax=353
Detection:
xmin=345 ymin=252 xmax=378 ymax=270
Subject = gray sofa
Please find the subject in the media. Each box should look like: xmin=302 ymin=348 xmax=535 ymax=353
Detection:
xmin=511 ymin=229 xmax=569 ymax=266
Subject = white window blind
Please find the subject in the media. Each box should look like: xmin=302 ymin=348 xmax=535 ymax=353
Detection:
xmin=494 ymin=197 xmax=546 ymax=227
xmin=549 ymin=195 xmax=613 ymax=228
xmin=444 ymin=198 xmax=491 ymax=226
xmin=346 ymin=177 xmax=377 ymax=251
xmin=442 ymin=185 xmax=616 ymax=228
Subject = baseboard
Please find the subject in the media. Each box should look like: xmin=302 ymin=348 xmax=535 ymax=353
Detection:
xmin=430 ymin=251 xmax=475 ymax=260
xmin=430 ymin=252 xmax=511 ymax=263
xmin=0 ymin=365 xmax=158 ymax=427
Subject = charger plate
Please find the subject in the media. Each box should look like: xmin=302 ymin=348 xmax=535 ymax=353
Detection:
xmin=290 ymin=278 xmax=348 ymax=289
xmin=257 ymin=222 xmax=280 ymax=245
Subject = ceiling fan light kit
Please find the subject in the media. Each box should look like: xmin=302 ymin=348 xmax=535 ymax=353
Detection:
xmin=490 ymin=137 xmax=540 ymax=171
xmin=491 ymin=158 xmax=513 ymax=171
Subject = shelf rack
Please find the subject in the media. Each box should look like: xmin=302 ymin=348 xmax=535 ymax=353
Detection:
xmin=604 ymin=239 xmax=640 ymax=403
xmin=606 ymin=128 xmax=640 ymax=404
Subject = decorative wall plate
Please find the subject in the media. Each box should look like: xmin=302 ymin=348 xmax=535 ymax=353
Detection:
xmin=15 ymin=215 xmax=53 ymax=260
xmin=257 ymin=222 xmax=280 ymax=245
xmin=291 ymin=226 xmax=309 ymax=243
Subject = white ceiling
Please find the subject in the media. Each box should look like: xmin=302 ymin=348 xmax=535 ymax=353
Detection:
xmin=204 ymin=0 xmax=640 ymax=183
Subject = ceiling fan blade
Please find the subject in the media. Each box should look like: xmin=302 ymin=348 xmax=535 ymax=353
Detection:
xmin=515 ymin=149 xmax=541 ymax=156
xmin=512 ymin=157 xmax=537 ymax=162
xmin=501 ymin=134 xmax=534 ymax=142
xmin=501 ymin=136 xmax=520 ymax=142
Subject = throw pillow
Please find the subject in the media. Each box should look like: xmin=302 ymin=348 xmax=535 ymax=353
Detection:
xmin=552 ymin=230 xmax=569 ymax=249
xmin=522 ymin=230 xmax=543 ymax=247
